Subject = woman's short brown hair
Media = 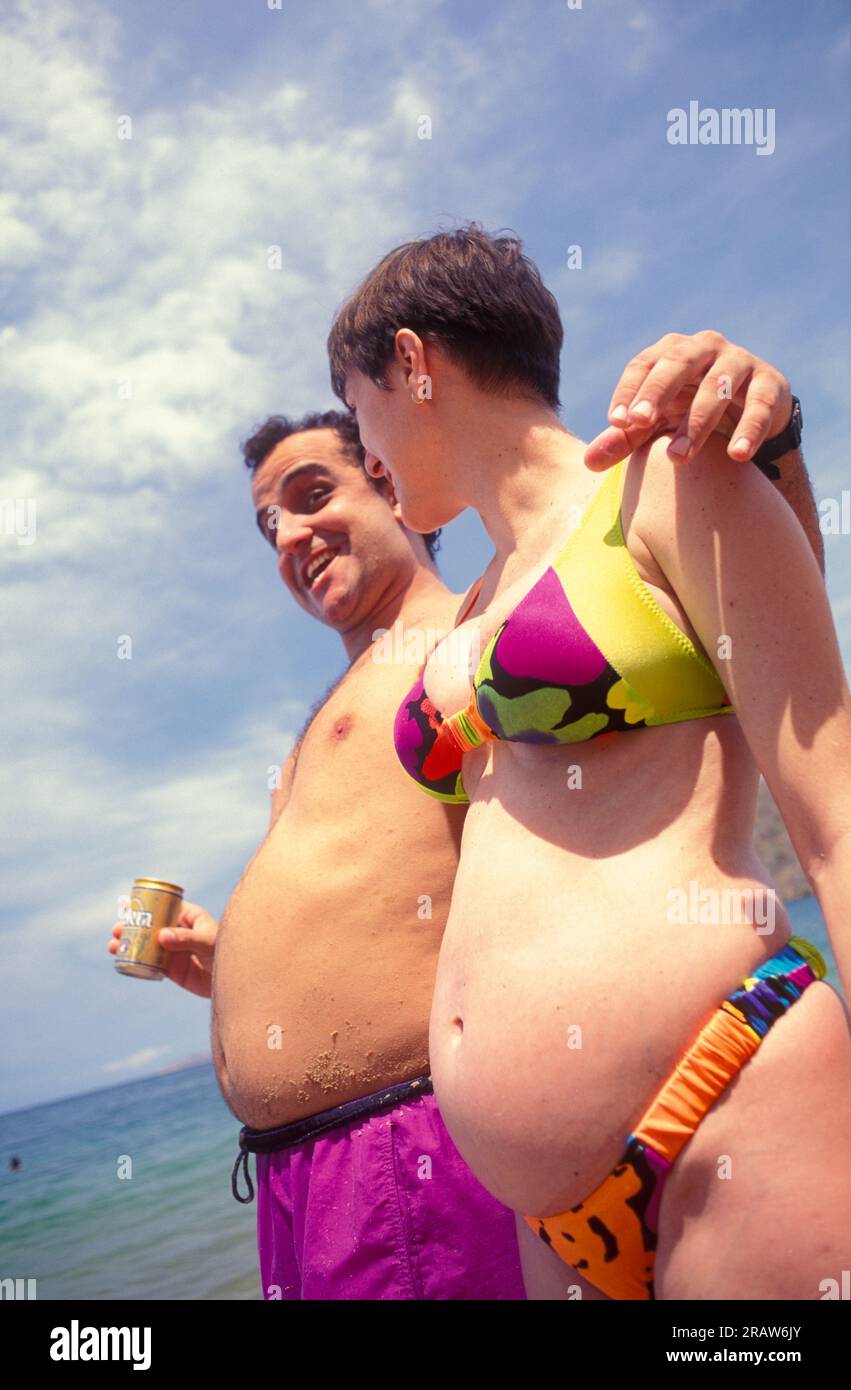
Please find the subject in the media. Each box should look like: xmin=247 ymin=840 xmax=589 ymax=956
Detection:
xmin=327 ymin=223 xmax=563 ymax=410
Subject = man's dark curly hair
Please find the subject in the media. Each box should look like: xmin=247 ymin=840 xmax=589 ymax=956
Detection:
xmin=241 ymin=410 xmax=441 ymax=562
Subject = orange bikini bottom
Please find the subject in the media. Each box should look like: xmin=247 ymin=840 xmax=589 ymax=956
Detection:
xmin=524 ymin=936 xmax=826 ymax=1299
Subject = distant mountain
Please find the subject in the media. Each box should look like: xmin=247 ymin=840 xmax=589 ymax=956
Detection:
xmin=754 ymin=778 xmax=811 ymax=903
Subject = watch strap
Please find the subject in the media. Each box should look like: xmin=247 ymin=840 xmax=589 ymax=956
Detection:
xmin=752 ymin=396 xmax=802 ymax=479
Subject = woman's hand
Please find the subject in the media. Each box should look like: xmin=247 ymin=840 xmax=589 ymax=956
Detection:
xmin=584 ymin=330 xmax=794 ymax=470
xmin=108 ymin=899 xmax=218 ymax=998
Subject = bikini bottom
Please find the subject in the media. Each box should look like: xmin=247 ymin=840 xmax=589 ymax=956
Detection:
xmin=524 ymin=935 xmax=826 ymax=1299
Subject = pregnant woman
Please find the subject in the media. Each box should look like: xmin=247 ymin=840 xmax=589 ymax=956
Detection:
xmin=328 ymin=225 xmax=851 ymax=1300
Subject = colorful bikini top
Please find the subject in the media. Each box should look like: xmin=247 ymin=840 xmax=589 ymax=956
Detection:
xmin=393 ymin=457 xmax=734 ymax=804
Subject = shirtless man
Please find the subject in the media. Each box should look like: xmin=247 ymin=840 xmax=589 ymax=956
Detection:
xmin=109 ymin=332 xmax=823 ymax=1300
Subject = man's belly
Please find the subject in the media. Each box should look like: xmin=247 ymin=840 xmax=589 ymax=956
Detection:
xmin=213 ymin=819 xmax=452 ymax=1128
xmin=428 ymin=783 xmax=790 ymax=1217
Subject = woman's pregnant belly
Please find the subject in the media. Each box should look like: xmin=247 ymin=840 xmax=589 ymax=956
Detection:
xmin=429 ymin=786 xmax=791 ymax=1217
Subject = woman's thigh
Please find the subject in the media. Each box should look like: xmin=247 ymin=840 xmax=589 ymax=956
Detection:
xmin=514 ymin=1214 xmax=612 ymax=1300
xmin=655 ymin=982 xmax=851 ymax=1300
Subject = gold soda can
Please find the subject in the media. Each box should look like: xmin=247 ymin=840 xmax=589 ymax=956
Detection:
xmin=114 ymin=878 xmax=184 ymax=981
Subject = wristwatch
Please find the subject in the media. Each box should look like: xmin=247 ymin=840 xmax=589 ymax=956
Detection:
xmin=752 ymin=396 xmax=802 ymax=480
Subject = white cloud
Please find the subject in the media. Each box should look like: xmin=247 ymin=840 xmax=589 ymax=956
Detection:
xmin=552 ymin=242 xmax=646 ymax=299
xmin=1 ymin=705 xmax=304 ymax=946
xmin=831 ymin=593 xmax=851 ymax=618
xmin=102 ymin=1044 xmax=172 ymax=1074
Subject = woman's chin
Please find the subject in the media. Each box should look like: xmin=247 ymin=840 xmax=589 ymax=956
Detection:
xmin=402 ymin=500 xmax=458 ymax=534
xmin=403 ymin=512 xmax=440 ymax=535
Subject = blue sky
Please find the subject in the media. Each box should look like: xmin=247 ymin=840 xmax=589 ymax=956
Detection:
xmin=1 ymin=0 xmax=848 ymax=1114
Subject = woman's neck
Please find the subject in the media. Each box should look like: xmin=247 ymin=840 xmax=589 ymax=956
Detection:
xmin=448 ymin=401 xmax=589 ymax=561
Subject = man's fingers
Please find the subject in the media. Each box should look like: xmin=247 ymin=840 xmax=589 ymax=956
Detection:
xmin=623 ymin=339 xmax=719 ymax=428
xmin=664 ymin=357 xmax=753 ymax=461
xmin=603 ymin=331 xmax=710 ymax=425
xmin=597 ymin=333 xmax=792 ymax=470
xmin=584 ymin=421 xmax=661 ymax=470
xmin=584 ymin=426 xmax=628 ymax=469
xmin=158 ymin=926 xmax=214 ymax=954
xmin=176 ymin=900 xmax=206 ymax=929
xmin=605 ymin=351 xmax=663 ymax=426
xmin=725 ymin=371 xmax=792 ymax=461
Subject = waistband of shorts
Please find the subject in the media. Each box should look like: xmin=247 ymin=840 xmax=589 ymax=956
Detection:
xmin=231 ymin=1074 xmax=433 ymax=1203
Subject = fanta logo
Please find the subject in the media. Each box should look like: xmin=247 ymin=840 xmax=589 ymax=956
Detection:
xmin=118 ymin=896 xmax=153 ymax=929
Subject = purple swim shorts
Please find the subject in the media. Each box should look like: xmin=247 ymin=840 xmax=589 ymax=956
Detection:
xmin=231 ymin=1075 xmax=525 ymax=1301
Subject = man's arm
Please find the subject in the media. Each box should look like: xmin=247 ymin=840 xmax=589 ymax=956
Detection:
xmin=767 ymin=447 xmax=825 ymax=576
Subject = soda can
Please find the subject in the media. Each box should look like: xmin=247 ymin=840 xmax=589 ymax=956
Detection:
xmin=114 ymin=878 xmax=184 ymax=981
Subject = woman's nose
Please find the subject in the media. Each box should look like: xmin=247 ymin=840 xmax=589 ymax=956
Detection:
xmin=364 ymin=450 xmax=385 ymax=479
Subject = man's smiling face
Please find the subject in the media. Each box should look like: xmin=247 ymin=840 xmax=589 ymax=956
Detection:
xmin=250 ymin=426 xmax=412 ymax=629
